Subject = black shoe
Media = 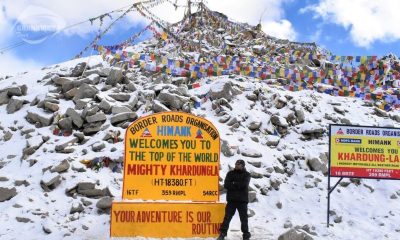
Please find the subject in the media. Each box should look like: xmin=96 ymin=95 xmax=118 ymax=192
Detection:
xmin=243 ymin=233 xmax=251 ymax=240
xmin=217 ymin=233 xmax=226 ymax=240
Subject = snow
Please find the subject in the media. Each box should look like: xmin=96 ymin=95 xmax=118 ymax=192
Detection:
xmin=0 ymin=60 xmax=400 ymax=240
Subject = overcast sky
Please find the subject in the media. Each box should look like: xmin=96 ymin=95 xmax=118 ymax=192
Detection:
xmin=1 ymin=0 xmax=400 ymax=75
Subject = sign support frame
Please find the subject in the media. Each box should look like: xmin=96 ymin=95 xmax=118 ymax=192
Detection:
xmin=327 ymin=124 xmax=400 ymax=228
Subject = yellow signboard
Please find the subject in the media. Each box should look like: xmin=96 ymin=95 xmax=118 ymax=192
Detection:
xmin=110 ymin=202 xmax=226 ymax=238
xmin=123 ymin=112 xmax=220 ymax=201
xmin=330 ymin=124 xmax=400 ymax=179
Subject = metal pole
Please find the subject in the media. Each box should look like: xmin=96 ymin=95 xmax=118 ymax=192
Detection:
xmin=327 ymin=174 xmax=330 ymax=228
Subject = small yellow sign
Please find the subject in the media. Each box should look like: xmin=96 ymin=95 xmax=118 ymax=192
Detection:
xmin=110 ymin=202 xmax=226 ymax=238
xmin=123 ymin=112 xmax=220 ymax=201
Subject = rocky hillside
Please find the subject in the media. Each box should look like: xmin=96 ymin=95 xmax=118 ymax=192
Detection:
xmin=0 ymin=55 xmax=400 ymax=239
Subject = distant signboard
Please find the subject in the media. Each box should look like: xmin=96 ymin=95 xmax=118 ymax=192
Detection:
xmin=329 ymin=124 xmax=400 ymax=179
xmin=110 ymin=202 xmax=225 ymax=238
xmin=123 ymin=112 xmax=220 ymax=201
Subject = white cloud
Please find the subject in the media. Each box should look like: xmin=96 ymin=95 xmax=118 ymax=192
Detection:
xmin=0 ymin=52 xmax=43 ymax=76
xmin=303 ymin=0 xmax=400 ymax=47
xmin=262 ymin=19 xmax=297 ymax=40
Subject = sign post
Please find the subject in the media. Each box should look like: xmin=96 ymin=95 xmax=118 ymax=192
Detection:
xmin=328 ymin=124 xmax=400 ymax=227
xmin=111 ymin=112 xmax=224 ymax=238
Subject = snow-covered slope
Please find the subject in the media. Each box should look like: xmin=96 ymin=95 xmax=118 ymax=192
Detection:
xmin=0 ymin=54 xmax=400 ymax=240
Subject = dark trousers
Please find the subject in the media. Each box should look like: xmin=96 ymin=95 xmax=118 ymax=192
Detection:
xmin=220 ymin=201 xmax=250 ymax=238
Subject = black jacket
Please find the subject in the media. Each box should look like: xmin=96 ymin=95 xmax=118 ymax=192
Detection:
xmin=224 ymin=168 xmax=251 ymax=203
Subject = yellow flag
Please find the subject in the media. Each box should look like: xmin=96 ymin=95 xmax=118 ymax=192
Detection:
xmin=161 ymin=32 xmax=168 ymax=40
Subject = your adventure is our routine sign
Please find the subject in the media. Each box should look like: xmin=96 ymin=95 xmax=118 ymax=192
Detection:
xmin=111 ymin=202 xmax=225 ymax=238
xmin=122 ymin=112 xmax=220 ymax=201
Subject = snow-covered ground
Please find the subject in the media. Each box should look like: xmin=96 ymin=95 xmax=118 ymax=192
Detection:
xmin=0 ymin=55 xmax=400 ymax=240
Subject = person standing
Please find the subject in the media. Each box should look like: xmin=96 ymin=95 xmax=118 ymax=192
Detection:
xmin=217 ymin=159 xmax=251 ymax=240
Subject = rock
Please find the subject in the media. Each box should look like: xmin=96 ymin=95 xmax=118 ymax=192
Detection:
xmin=109 ymin=93 xmax=131 ymax=102
xmin=307 ymin=157 xmax=326 ymax=173
xmin=40 ymin=172 xmax=61 ymax=191
xmin=42 ymin=224 xmax=52 ymax=234
xmin=246 ymin=93 xmax=258 ymax=101
xmin=99 ymin=99 xmax=112 ymax=113
xmin=44 ymin=102 xmax=59 ymax=112
xmin=334 ymin=216 xmax=342 ymax=223
xmin=55 ymin=137 xmax=79 ymax=153
xmin=226 ymin=117 xmax=238 ymax=126
xmin=301 ymin=124 xmax=325 ymax=135
xmin=83 ymin=68 xmax=110 ymax=77
xmin=65 ymin=88 xmax=78 ymax=99
xmin=50 ymin=159 xmax=70 ymax=173
xmin=295 ymin=107 xmax=305 ymax=123
xmin=70 ymin=203 xmax=84 ymax=214
xmin=278 ymin=229 xmax=314 ymax=240
xmin=111 ymin=106 xmax=132 ymax=114
xmin=266 ymin=135 xmax=280 ymax=147
xmin=16 ymin=217 xmax=31 ymax=223
xmin=71 ymin=62 xmax=87 ymax=77
xmin=248 ymin=191 xmax=257 ymax=203
xmin=152 ymin=100 xmax=170 ymax=113
xmin=5 ymin=85 xmax=27 ymax=97
xmin=271 ymin=115 xmax=288 ymax=127
xmin=66 ymin=108 xmax=83 ymax=128
xmin=250 ymin=171 xmax=264 ymax=179
xmin=92 ymin=142 xmax=106 ymax=152
xmin=156 ymin=91 xmax=190 ymax=109
xmin=275 ymin=96 xmax=287 ymax=109
xmin=14 ymin=180 xmax=30 ymax=187
xmin=78 ymin=182 xmax=96 ymax=191
xmin=3 ymin=131 xmax=12 ymax=141
xmin=284 ymin=220 xmax=293 ymax=228
xmin=0 ymin=187 xmax=17 ymax=202
xmin=73 ymin=83 xmax=98 ymax=102
xmin=374 ymin=107 xmax=388 ymax=117
xmin=219 ymin=115 xmax=231 ymax=123
xmin=58 ymin=117 xmax=73 ymax=131
xmin=248 ymin=121 xmax=262 ymax=130
xmin=105 ymin=67 xmax=124 ymax=86
xmin=83 ymin=123 xmax=102 ymax=135
xmin=247 ymin=161 xmax=262 ymax=168
xmin=209 ymin=80 xmax=242 ymax=101
xmin=240 ymin=148 xmax=262 ymax=158
xmin=0 ymin=91 xmax=10 ymax=105
xmin=96 ymin=196 xmax=113 ymax=209
xmin=86 ymin=112 xmax=106 ymax=123
xmin=6 ymin=97 xmax=24 ymax=114
xmin=111 ymin=112 xmax=138 ymax=125
xmin=221 ymin=139 xmax=235 ymax=157
xmin=333 ymin=106 xmax=345 ymax=115
xmin=52 ymin=76 xmax=74 ymax=86
xmin=26 ymin=110 xmax=54 ymax=127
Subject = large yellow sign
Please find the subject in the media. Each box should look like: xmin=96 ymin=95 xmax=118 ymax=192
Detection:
xmin=110 ymin=202 xmax=226 ymax=238
xmin=330 ymin=125 xmax=400 ymax=179
xmin=123 ymin=112 xmax=220 ymax=201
